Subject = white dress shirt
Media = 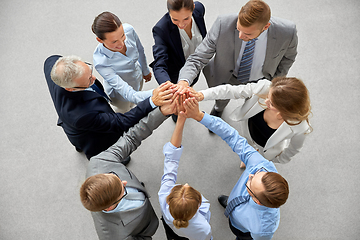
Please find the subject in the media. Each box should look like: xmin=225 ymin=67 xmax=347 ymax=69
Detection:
xmin=179 ymin=17 xmax=203 ymax=60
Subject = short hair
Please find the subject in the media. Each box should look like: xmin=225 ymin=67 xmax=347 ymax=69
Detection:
xmin=238 ymin=0 xmax=271 ymax=28
xmin=50 ymin=55 xmax=83 ymax=88
xmin=270 ymin=77 xmax=312 ymax=130
xmin=166 ymin=184 xmax=201 ymax=229
xmin=80 ymin=174 xmax=122 ymax=212
xmin=167 ymin=0 xmax=194 ymax=12
xmin=92 ymin=11 xmax=122 ymax=40
xmin=257 ymin=172 xmax=289 ymax=208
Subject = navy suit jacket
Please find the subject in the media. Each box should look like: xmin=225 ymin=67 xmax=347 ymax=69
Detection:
xmin=150 ymin=1 xmax=206 ymax=85
xmin=44 ymin=55 xmax=153 ymax=159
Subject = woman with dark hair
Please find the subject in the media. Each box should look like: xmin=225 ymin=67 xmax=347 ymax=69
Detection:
xmin=190 ymin=77 xmax=312 ymax=165
xmin=92 ymin=11 xmax=153 ymax=113
xmin=158 ymin=96 xmax=212 ymax=240
xmin=150 ymin=0 xmax=207 ymax=121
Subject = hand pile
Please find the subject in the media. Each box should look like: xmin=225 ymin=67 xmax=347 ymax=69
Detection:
xmin=154 ymin=81 xmax=204 ymax=121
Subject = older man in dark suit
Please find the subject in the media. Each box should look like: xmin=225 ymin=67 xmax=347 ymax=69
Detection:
xmin=44 ymin=55 xmax=174 ymax=162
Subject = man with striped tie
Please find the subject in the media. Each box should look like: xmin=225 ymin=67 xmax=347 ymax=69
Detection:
xmin=177 ymin=0 xmax=298 ymax=119
xmin=182 ymin=97 xmax=289 ymax=240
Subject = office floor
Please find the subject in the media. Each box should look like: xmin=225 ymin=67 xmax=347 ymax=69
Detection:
xmin=1 ymin=0 xmax=359 ymax=239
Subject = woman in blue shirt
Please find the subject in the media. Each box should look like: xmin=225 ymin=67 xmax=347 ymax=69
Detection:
xmin=92 ymin=12 xmax=153 ymax=113
xmin=159 ymin=96 xmax=212 ymax=240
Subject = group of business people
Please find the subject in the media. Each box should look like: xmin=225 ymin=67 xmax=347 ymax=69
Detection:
xmin=44 ymin=0 xmax=312 ymax=239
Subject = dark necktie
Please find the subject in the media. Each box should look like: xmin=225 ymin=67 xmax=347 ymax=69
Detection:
xmin=237 ymin=38 xmax=258 ymax=83
xmin=224 ymin=195 xmax=250 ymax=218
xmin=91 ymin=83 xmax=110 ymax=102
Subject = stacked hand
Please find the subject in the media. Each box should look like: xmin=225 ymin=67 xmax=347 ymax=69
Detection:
xmin=152 ymin=81 xmax=176 ymax=106
xmin=158 ymin=81 xmax=204 ymax=122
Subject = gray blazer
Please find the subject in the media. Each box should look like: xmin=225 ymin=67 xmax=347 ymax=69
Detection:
xmin=86 ymin=108 xmax=167 ymax=240
xmin=179 ymin=14 xmax=298 ymax=87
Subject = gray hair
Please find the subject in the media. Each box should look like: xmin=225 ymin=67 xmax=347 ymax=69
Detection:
xmin=50 ymin=55 xmax=84 ymax=88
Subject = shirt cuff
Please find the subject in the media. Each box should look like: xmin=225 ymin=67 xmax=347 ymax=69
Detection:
xmin=149 ymin=97 xmax=156 ymax=108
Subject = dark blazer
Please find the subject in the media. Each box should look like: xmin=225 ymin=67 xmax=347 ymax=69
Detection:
xmin=44 ymin=55 xmax=153 ymax=159
xmin=150 ymin=1 xmax=207 ymax=85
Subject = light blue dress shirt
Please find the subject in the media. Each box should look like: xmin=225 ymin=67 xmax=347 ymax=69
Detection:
xmin=93 ymin=23 xmax=152 ymax=104
xmin=159 ymin=142 xmax=212 ymax=240
xmin=200 ymin=113 xmax=280 ymax=240
xmin=102 ymin=187 xmax=145 ymax=214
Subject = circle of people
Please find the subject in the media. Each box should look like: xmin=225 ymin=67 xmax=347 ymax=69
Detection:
xmin=44 ymin=0 xmax=312 ymax=239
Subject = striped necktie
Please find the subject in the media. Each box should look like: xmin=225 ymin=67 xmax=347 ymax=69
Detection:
xmin=237 ymin=38 xmax=258 ymax=83
xmin=224 ymin=195 xmax=250 ymax=218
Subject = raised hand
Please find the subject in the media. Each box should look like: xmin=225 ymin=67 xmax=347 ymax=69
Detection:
xmin=187 ymin=87 xmax=204 ymax=101
xmin=160 ymin=94 xmax=177 ymax=116
xmin=183 ymin=97 xmax=204 ymax=121
xmin=172 ymin=80 xmax=189 ymax=95
xmin=152 ymin=81 xmax=176 ymax=106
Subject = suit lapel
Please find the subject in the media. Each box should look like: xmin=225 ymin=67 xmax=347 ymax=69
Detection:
xmin=234 ymin=28 xmax=242 ymax=68
xmin=263 ymin=19 xmax=276 ymax=78
xmin=193 ymin=14 xmax=206 ymax=38
xmin=169 ymin=21 xmax=186 ymax=64
xmin=264 ymin=121 xmax=292 ymax=150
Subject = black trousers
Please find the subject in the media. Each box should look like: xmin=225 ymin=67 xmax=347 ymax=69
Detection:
xmin=161 ymin=216 xmax=189 ymax=240
xmin=229 ymin=219 xmax=253 ymax=240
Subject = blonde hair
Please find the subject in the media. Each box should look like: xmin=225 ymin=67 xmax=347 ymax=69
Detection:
xmin=166 ymin=184 xmax=201 ymax=229
xmin=259 ymin=77 xmax=312 ymax=132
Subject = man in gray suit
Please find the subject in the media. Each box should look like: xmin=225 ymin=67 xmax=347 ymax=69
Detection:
xmin=80 ymin=103 xmax=175 ymax=240
xmin=178 ymin=0 xmax=298 ymax=118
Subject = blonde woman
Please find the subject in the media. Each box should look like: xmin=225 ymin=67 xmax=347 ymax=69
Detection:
xmin=158 ymin=96 xmax=212 ymax=240
xmin=190 ymin=77 xmax=312 ymax=164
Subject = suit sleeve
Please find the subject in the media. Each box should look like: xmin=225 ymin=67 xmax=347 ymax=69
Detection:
xmin=75 ymin=97 xmax=153 ymax=134
xmin=200 ymin=80 xmax=271 ymax=101
xmin=274 ymin=25 xmax=298 ymax=77
xmin=91 ymin=107 xmax=167 ymax=162
xmin=151 ymin=24 xmax=172 ymax=85
xmin=178 ymin=15 xmax=221 ymax=85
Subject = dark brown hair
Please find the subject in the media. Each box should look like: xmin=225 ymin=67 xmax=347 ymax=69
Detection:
xmin=166 ymin=184 xmax=201 ymax=229
xmin=92 ymin=11 xmax=122 ymax=40
xmin=238 ymin=0 xmax=271 ymax=28
xmin=80 ymin=174 xmax=122 ymax=212
xmin=258 ymin=172 xmax=289 ymax=208
xmin=167 ymin=0 xmax=194 ymax=12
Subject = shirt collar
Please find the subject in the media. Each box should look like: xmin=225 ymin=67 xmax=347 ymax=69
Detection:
xmin=257 ymin=28 xmax=268 ymax=41
xmin=98 ymin=43 xmax=115 ymax=58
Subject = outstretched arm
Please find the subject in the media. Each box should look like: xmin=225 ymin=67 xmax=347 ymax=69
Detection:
xmin=170 ymin=95 xmax=187 ymax=147
xmin=91 ymin=108 xmax=168 ymax=163
xmin=183 ymin=98 xmax=263 ymax=168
